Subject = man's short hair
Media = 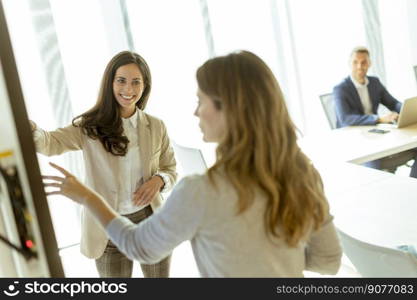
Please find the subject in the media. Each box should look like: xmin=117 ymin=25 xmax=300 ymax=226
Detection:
xmin=350 ymin=46 xmax=370 ymax=58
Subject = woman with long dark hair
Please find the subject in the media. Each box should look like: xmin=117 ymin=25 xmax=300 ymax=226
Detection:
xmin=31 ymin=51 xmax=176 ymax=277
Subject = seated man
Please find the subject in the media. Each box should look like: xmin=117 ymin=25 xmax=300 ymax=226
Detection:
xmin=333 ymin=46 xmax=417 ymax=177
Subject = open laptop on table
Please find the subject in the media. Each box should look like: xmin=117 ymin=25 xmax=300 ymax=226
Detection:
xmin=375 ymin=96 xmax=417 ymax=132
xmin=395 ymin=96 xmax=417 ymax=128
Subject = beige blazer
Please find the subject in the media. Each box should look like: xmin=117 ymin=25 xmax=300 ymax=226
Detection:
xmin=33 ymin=110 xmax=177 ymax=258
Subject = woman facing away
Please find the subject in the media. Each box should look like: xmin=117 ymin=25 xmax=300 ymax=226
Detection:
xmin=31 ymin=51 xmax=177 ymax=277
xmin=44 ymin=50 xmax=342 ymax=277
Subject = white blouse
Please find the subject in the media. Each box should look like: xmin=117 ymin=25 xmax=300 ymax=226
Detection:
xmin=118 ymin=109 xmax=146 ymax=215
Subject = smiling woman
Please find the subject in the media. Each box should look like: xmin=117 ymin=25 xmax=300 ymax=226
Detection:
xmin=29 ymin=51 xmax=177 ymax=278
xmin=72 ymin=51 xmax=152 ymax=157
xmin=113 ymin=63 xmax=145 ymax=118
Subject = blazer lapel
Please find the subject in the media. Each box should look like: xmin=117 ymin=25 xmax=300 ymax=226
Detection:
xmin=367 ymin=79 xmax=378 ymax=113
xmin=347 ymin=77 xmax=364 ymax=114
xmin=137 ymin=110 xmax=151 ymax=179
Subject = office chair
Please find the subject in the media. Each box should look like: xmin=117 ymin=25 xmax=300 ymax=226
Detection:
xmin=319 ymin=93 xmax=337 ymax=130
xmin=337 ymin=229 xmax=417 ymax=277
xmin=171 ymin=141 xmax=207 ymax=176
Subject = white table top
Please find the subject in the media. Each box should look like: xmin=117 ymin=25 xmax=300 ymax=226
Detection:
xmin=313 ymin=161 xmax=417 ymax=246
xmin=301 ymin=125 xmax=417 ymax=246
xmin=300 ymin=123 xmax=417 ymax=164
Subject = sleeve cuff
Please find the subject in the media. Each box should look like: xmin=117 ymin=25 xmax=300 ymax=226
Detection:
xmin=33 ymin=128 xmax=43 ymax=140
xmin=30 ymin=121 xmax=42 ymax=140
xmin=154 ymin=173 xmax=169 ymax=193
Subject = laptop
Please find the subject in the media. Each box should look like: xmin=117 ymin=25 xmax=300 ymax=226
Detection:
xmin=395 ymin=96 xmax=417 ymax=128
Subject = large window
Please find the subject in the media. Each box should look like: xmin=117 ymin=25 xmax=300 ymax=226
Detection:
xmin=2 ymin=0 xmax=125 ymax=276
xmin=125 ymin=0 xmax=208 ymax=147
xmin=288 ymin=0 xmax=366 ymax=133
xmin=379 ymin=0 xmax=416 ymax=100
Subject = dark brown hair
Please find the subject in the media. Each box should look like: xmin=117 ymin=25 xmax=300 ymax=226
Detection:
xmin=72 ymin=51 xmax=151 ymax=156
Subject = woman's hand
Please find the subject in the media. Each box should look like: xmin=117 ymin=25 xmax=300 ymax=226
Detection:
xmin=43 ymin=162 xmax=93 ymax=205
xmin=133 ymin=176 xmax=164 ymax=207
xmin=43 ymin=162 xmax=118 ymax=227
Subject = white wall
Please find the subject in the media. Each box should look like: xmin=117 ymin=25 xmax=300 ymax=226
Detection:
xmin=379 ymin=0 xmax=416 ymax=100
xmin=407 ymin=0 xmax=417 ymax=67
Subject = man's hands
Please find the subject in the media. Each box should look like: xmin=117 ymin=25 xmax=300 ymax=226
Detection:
xmin=378 ymin=112 xmax=399 ymax=124
xmin=133 ymin=176 xmax=164 ymax=207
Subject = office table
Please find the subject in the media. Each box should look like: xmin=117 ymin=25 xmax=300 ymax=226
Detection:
xmin=313 ymin=160 xmax=417 ymax=247
xmin=300 ymin=124 xmax=417 ymax=246
xmin=300 ymin=123 xmax=417 ymax=164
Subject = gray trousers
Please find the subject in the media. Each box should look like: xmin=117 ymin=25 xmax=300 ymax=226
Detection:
xmin=95 ymin=206 xmax=171 ymax=278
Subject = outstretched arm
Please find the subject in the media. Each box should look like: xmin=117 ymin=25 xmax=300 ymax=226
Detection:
xmin=43 ymin=163 xmax=117 ymax=227
xmin=43 ymin=162 xmax=203 ymax=264
xmin=31 ymin=121 xmax=83 ymax=156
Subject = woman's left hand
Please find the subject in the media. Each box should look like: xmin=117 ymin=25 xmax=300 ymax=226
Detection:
xmin=133 ymin=176 xmax=164 ymax=206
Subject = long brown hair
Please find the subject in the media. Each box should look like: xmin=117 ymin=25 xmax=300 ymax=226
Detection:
xmin=73 ymin=51 xmax=152 ymax=156
xmin=196 ymin=51 xmax=328 ymax=246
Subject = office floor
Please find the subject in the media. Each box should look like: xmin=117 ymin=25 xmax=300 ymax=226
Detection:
xmin=59 ymin=241 xmax=358 ymax=278
xmin=60 ymin=241 xmax=200 ymax=278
